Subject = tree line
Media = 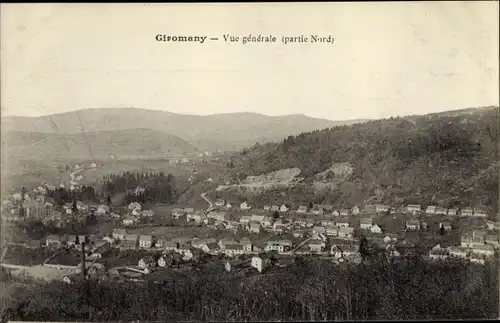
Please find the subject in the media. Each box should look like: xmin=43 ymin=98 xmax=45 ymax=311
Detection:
xmin=102 ymin=171 xmax=179 ymax=205
xmin=1 ymin=253 xmax=498 ymax=321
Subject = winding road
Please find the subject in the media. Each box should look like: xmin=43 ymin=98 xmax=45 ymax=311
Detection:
xmin=200 ymin=193 xmax=215 ymax=212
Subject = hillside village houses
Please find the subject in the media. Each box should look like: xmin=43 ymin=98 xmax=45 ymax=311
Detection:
xmin=406 ymin=219 xmax=421 ymax=231
xmin=240 ymin=202 xmax=252 ymax=210
xmin=406 ymin=204 xmax=421 ymax=214
xmin=359 ymin=217 xmax=373 ymax=230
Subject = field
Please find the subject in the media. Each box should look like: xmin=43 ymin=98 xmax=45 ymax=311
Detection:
xmin=1 ymin=245 xmax=52 ymax=266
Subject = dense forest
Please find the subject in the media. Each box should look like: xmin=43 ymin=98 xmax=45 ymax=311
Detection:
xmin=230 ymin=107 xmax=499 ymax=211
xmin=1 ymin=254 xmax=498 ymax=321
xmin=101 ymin=171 xmax=179 ymax=204
xmin=46 ymin=186 xmax=99 ymax=206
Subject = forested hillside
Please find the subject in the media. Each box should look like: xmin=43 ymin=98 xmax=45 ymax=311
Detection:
xmin=229 ymin=106 xmax=499 ymax=211
xmin=1 ymin=255 xmax=498 ymax=321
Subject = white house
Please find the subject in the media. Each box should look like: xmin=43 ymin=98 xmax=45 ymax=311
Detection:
xmin=249 ymin=222 xmax=261 ymax=234
xmin=370 ymin=224 xmax=383 ymax=234
xmin=425 ymin=206 xmax=437 ymax=215
xmin=240 ymin=202 xmax=252 ymax=210
xmin=335 ymin=219 xmax=350 ymax=228
xmin=279 ymin=204 xmax=289 ymax=212
xmin=297 ymin=205 xmax=309 ymax=213
xmin=351 ymin=206 xmax=360 ymax=214
xmin=139 ymin=235 xmax=153 ymax=249
xmin=260 ymin=216 xmax=274 ymax=228
xmin=225 ymin=202 xmax=233 ymax=209
xmin=332 ymin=210 xmax=340 ymax=216
xmin=460 ymin=208 xmax=474 ymax=217
xmin=128 ymin=202 xmax=142 ymax=211
xmin=406 ymin=204 xmax=421 ymax=214
xmin=122 ymin=216 xmax=137 ymax=226
xmin=471 ymin=244 xmax=495 ymax=257
xmin=375 ymin=205 xmax=390 ymax=213
xmin=338 ymin=227 xmax=354 ymax=239
xmin=405 ymin=219 xmax=421 ymax=231
xmin=251 ymin=254 xmax=271 ymax=273
xmin=112 ymin=228 xmax=126 ymax=240
xmin=448 ymin=246 xmax=468 ymax=258
xmin=359 ymin=218 xmax=373 ymax=229
xmin=240 ymin=215 xmax=252 ymax=226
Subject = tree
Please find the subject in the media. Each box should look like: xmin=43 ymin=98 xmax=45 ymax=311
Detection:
xmin=440 ymin=225 xmax=445 ymax=236
xmin=107 ymin=195 xmax=112 ymax=206
xmin=359 ymin=236 xmax=370 ymax=261
xmin=72 ymin=199 xmax=78 ymax=214
xmin=308 ymin=201 xmax=313 ymax=209
xmin=273 ymin=211 xmax=280 ymax=219
xmin=66 ymin=164 xmax=70 ymax=171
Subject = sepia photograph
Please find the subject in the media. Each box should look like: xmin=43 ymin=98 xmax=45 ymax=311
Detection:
xmin=0 ymin=2 xmax=499 ymax=321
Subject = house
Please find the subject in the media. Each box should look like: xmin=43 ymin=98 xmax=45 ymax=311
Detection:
xmin=305 ymin=218 xmax=316 ymax=228
xmin=65 ymin=234 xmax=77 ymax=247
xmin=239 ymin=215 xmax=252 ymax=227
xmin=202 ymin=242 xmax=221 ymax=255
xmin=316 ymin=204 xmax=334 ymax=212
xmin=157 ymin=255 xmax=173 ymax=268
xmin=375 ymin=205 xmax=390 ymax=213
xmin=112 ymin=228 xmax=126 ymax=240
xmin=440 ymin=222 xmax=452 ymax=231
xmin=313 ymin=226 xmax=326 ymax=235
xmin=296 ymin=205 xmax=308 ymax=213
xmin=225 ymin=202 xmax=233 ymax=209
xmin=164 ymin=240 xmax=179 ymax=251
xmin=308 ymin=239 xmax=325 ymax=252
xmin=96 ymin=205 xmax=110 ymax=216
xmin=269 ymin=205 xmax=279 ymax=212
xmin=469 ymin=255 xmax=485 ymax=265
xmin=332 ymin=210 xmax=340 ymax=216
xmin=447 ymin=208 xmax=458 ymax=216
xmin=207 ymin=211 xmax=226 ymax=222
xmin=429 ymin=244 xmax=449 ymax=260
xmin=330 ymin=246 xmax=343 ymax=258
xmin=120 ymin=234 xmax=138 ymax=249
xmin=225 ymin=259 xmax=249 ymax=272
xmin=251 ymin=214 xmax=264 ymax=223
xmin=293 ymin=230 xmax=305 ymax=238
xmin=122 ymin=216 xmax=136 ymax=226
xmin=338 ymin=227 xmax=354 ymax=239
xmin=335 ymin=218 xmax=350 ymax=228
xmin=473 ymin=208 xmax=488 ymax=217
xmin=435 ymin=207 xmax=447 ymax=215
xmin=260 ymin=216 xmax=274 ymax=228
xmin=218 ymin=238 xmax=238 ymax=250
xmin=274 ymin=204 xmax=286 ymax=213
xmin=448 ymin=246 xmax=468 ymax=258
xmin=320 ymin=219 xmax=335 ymax=227
xmin=406 ymin=204 xmax=421 ymax=214
xmin=240 ymin=238 xmax=253 ymax=252
xmin=383 ymin=234 xmax=398 ymax=243
xmin=473 ymin=230 xmax=487 ymax=240
xmin=251 ymin=253 xmax=272 ymax=273
xmin=276 ymin=257 xmax=295 ymax=268
xmin=154 ymin=238 xmax=167 ymax=249
xmin=312 ymin=208 xmax=324 ymax=215
xmin=187 ymin=213 xmax=204 ymax=224
xmin=359 ymin=217 xmax=373 ymax=229
xmin=249 ymin=222 xmax=261 ymax=234
xmin=351 ymin=206 xmax=360 ymax=214
xmin=461 ymin=234 xmax=483 ymax=248
xmin=370 ymin=224 xmax=383 ymax=234
xmin=215 ymin=199 xmax=225 ymax=207
xmin=325 ymin=225 xmax=339 ymax=236
xmin=460 ymin=208 xmax=474 ymax=217
xmin=486 ymin=221 xmax=499 ymax=231
xmin=425 ymin=206 xmax=437 ymax=215
xmin=142 ymin=210 xmax=154 ymax=217
xmin=138 ymin=256 xmax=155 ymax=269
xmin=405 ymin=219 xmax=421 ymax=231
xmin=263 ymin=205 xmax=271 ymax=211
xmin=485 ymin=235 xmax=499 ymax=247
xmin=224 ymin=244 xmax=245 ymax=257
xmin=26 ymin=239 xmax=41 ymax=249
xmin=46 ymin=235 xmax=61 ymax=248
xmin=265 ymin=241 xmax=284 ymax=253
xmin=274 ymin=224 xmax=286 ymax=234
xmin=471 ymin=244 xmax=495 ymax=257
xmin=240 ymin=202 xmax=252 ymax=210
xmin=171 ymin=208 xmax=185 ymax=218
xmin=128 ymin=202 xmax=142 ymax=211
xmin=139 ymin=235 xmax=153 ymax=249
xmin=339 ymin=209 xmax=349 ymax=216
xmin=131 ymin=209 xmax=141 ymax=216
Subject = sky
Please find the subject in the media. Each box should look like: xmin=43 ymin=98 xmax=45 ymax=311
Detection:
xmin=1 ymin=2 xmax=498 ymax=121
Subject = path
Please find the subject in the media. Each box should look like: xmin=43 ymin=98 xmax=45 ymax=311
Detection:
xmin=290 ymin=236 xmax=315 ymax=253
xmin=43 ymin=248 xmax=64 ymax=265
xmin=0 ymin=246 xmax=8 ymax=263
xmin=200 ymin=192 xmax=215 ymax=212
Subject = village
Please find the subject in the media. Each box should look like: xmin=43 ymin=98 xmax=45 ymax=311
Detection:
xmin=1 ymin=178 xmax=499 ymax=284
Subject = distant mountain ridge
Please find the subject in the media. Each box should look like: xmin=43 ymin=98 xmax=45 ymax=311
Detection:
xmin=1 ymin=128 xmax=198 ymax=161
xmin=1 ymin=108 xmax=369 ymax=151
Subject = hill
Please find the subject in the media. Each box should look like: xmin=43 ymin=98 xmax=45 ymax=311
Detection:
xmin=1 ymin=108 xmax=368 ymax=151
xmin=1 ymin=129 xmax=198 ymax=161
xmin=219 ymin=106 xmax=499 ymax=212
